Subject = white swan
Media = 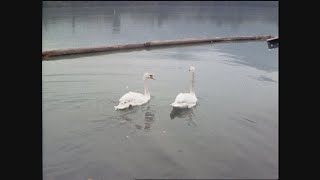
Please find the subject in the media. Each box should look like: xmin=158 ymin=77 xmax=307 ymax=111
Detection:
xmin=171 ymin=66 xmax=198 ymax=108
xmin=114 ymin=73 xmax=155 ymax=110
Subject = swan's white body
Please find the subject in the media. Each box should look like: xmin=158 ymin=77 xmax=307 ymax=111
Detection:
xmin=171 ymin=92 xmax=197 ymax=108
xmin=171 ymin=66 xmax=197 ymax=108
xmin=115 ymin=73 xmax=154 ymax=110
xmin=115 ymin=92 xmax=150 ymax=110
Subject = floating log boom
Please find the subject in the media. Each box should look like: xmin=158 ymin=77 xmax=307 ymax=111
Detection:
xmin=42 ymin=35 xmax=274 ymax=59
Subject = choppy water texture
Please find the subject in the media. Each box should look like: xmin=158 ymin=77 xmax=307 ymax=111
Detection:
xmin=43 ymin=2 xmax=278 ymax=179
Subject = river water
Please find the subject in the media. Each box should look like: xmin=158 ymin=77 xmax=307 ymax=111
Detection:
xmin=43 ymin=2 xmax=278 ymax=179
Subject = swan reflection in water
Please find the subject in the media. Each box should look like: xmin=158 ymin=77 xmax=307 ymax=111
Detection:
xmin=134 ymin=105 xmax=156 ymax=132
xmin=170 ymin=107 xmax=197 ymax=127
xmin=118 ymin=105 xmax=156 ymax=132
xmin=143 ymin=105 xmax=156 ymax=131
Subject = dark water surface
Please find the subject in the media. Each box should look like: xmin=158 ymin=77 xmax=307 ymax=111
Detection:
xmin=43 ymin=2 xmax=278 ymax=179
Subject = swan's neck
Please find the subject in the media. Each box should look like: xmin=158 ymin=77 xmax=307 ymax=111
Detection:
xmin=190 ymin=71 xmax=195 ymax=95
xmin=144 ymin=79 xmax=150 ymax=97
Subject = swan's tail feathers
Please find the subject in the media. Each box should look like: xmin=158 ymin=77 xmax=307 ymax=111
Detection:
xmin=171 ymin=102 xmax=188 ymax=108
xmin=187 ymin=103 xmax=196 ymax=108
xmin=114 ymin=105 xmax=121 ymax=110
xmin=114 ymin=103 xmax=131 ymax=110
xmin=171 ymin=102 xmax=196 ymax=108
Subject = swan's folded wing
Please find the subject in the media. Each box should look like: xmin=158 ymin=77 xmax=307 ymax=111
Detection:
xmin=173 ymin=93 xmax=187 ymax=103
xmin=171 ymin=93 xmax=197 ymax=108
xmin=176 ymin=93 xmax=197 ymax=103
xmin=119 ymin=92 xmax=145 ymax=102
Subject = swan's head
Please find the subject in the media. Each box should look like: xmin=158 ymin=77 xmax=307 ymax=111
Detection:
xmin=143 ymin=73 xmax=155 ymax=80
xmin=189 ymin=66 xmax=195 ymax=72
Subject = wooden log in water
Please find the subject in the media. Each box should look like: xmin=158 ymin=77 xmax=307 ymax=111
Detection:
xmin=42 ymin=35 xmax=274 ymax=59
